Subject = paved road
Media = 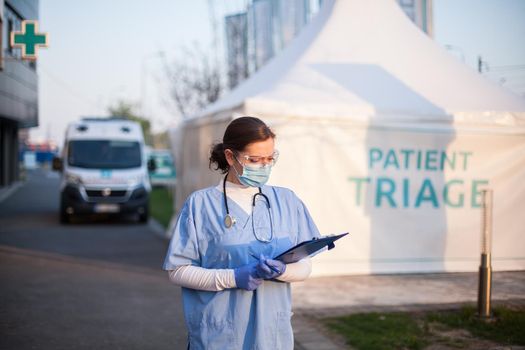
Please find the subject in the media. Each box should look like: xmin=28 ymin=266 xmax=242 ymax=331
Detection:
xmin=0 ymin=169 xmax=186 ymax=350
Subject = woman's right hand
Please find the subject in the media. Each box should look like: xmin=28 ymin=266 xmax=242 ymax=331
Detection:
xmin=234 ymin=263 xmax=263 ymax=291
xmin=255 ymin=254 xmax=286 ymax=280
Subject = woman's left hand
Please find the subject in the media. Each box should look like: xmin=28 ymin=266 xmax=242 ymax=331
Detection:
xmin=255 ymin=254 xmax=286 ymax=279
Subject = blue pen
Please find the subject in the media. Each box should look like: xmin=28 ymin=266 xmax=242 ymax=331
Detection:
xmin=249 ymin=253 xmax=281 ymax=274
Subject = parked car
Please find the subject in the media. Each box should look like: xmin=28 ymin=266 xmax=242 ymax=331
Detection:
xmin=148 ymin=149 xmax=176 ymax=187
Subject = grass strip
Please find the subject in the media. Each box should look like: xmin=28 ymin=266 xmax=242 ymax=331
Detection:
xmin=324 ymin=312 xmax=429 ymax=350
xmin=426 ymin=305 xmax=525 ymax=345
xmin=149 ymin=186 xmax=174 ymax=228
xmin=323 ymin=305 xmax=525 ymax=350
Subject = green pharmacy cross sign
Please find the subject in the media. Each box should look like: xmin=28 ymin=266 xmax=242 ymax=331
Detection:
xmin=10 ymin=20 xmax=48 ymax=60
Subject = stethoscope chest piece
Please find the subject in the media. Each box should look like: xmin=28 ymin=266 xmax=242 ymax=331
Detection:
xmin=224 ymin=214 xmax=236 ymax=228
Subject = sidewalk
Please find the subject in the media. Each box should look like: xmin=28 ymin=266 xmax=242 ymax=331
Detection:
xmin=291 ymin=271 xmax=525 ymax=350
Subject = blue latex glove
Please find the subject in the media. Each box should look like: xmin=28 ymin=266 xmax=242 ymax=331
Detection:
xmin=234 ymin=263 xmax=263 ymax=291
xmin=255 ymin=254 xmax=286 ymax=280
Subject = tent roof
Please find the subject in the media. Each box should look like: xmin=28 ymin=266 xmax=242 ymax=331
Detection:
xmin=198 ymin=0 xmax=525 ymax=125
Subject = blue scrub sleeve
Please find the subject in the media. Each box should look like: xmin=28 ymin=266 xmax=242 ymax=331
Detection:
xmin=296 ymin=197 xmax=321 ymax=243
xmin=163 ymin=200 xmax=200 ymax=270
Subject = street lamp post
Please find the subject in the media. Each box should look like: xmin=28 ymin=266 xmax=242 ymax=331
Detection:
xmin=478 ymin=189 xmax=493 ymax=319
xmin=140 ymin=51 xmax=165 ymax=119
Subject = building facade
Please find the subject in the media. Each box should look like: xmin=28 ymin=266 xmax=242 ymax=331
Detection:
xmin=225 ymin=12 xmax=249 ymax=89
xmin=247 ymin=0 xmax=275 ymax=73
xmin=225 ymin=0 xmax=433 ymax=89
xmin=227 ymin=0 xmax=312 ymax=87
xmin=397 ymin=0 xmax=433 ymax=37
xmin=0 ymin=0 xmax=39 ymax=187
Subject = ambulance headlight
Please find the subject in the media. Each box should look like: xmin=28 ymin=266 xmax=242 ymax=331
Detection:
xmin=127 ymin=174 xmax=145 ymax=187
xmin=65 ymin=174 xmax=82 ymax=185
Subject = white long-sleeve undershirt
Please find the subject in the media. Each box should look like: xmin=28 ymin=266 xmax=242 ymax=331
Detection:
xmin=168 ymin=265 xmax=237 ymax=291
xmin=168 ymin=258 xmax=312 ymax=291
xmin=168 ymin=179 xmax=313 ymax=291
xmin=215 ymin=179 xmax=258 ymax=214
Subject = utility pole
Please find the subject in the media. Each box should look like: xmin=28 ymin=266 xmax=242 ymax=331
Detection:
xmin=478 ymin=56 xmax=489 ymax=73
xmin=478 ymin=56 xmax=483 ymax=73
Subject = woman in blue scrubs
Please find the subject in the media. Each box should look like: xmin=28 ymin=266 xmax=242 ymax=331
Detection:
xmin=164 ymin=116 xmax=320 ymax=349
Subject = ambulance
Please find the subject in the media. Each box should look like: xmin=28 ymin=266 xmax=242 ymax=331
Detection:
xmin=53 ymin=118 xmax=154 ymax=223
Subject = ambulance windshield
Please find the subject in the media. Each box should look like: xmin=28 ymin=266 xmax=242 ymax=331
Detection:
xmin=68 ymin=140 xmax=141 ymax=169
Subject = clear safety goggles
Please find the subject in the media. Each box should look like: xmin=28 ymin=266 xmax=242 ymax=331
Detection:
xmin=235 ymin=150 xmax=279 ymax=168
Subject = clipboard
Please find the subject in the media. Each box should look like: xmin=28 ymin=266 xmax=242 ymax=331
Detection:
xmin=275 ymin=232 xmax=349 ymax=264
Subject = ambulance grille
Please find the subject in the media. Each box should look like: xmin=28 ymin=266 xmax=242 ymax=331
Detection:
xmin=86 ymin=189 xmax=127 ymax=198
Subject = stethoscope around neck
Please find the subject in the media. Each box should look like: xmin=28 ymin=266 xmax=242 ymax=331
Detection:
xmin=223 ymin=175 xmax=274 ymax=243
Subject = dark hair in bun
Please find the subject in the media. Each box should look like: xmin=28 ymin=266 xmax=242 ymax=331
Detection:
xmin=209 ymin=116 xmax=276 ymax=173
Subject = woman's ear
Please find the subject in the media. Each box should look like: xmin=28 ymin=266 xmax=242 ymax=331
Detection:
xmin=225 ymin=149 xmax=235 ymax=167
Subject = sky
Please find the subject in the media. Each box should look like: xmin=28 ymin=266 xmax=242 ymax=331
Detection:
xmin=32 ymin=0 xmax=525 ymax=146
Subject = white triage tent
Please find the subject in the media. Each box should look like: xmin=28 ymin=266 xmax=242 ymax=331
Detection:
xmin=168 ymin=0 xmax=525 ymax=276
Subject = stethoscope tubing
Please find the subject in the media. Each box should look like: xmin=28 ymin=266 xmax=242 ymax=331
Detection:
xmin=222 ymin=174 xmax=274 ymax=242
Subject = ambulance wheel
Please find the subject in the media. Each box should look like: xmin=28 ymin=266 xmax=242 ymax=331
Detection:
xmin=60 ymin=199 xmax=70 ymax=224
xmin=60 ymin=209 xmax=70 ymax=224
xmin=138 ymin=208 xmax=149 ymax=223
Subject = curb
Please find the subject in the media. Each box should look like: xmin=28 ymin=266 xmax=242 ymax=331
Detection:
xmin=0 ymin=181 xmax=23 ymax=203
xmin=293 ymin=314 xmax=348 ymax=350
xmin=295 ymin=299 xmax=525 ymax=319
xmin=148 ymin=218 xmax=170 ymax=240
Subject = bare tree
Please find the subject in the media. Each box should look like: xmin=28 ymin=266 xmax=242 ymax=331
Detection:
xmin=160 ymin=45 xmax=223 ymax=119
xmin=107 ymin=99 xmax=153 ymax=145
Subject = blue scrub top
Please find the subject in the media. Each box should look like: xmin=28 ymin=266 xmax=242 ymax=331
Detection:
xmin=163 ymin=185 xmax=320 ymax=350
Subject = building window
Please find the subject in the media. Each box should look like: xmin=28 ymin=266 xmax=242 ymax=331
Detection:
xmin=4 ymin=4 xmax=37 ymax=70
xmin=7 ymin=19 xmax=14 ymax=55
xmin=0 ymin=18 xmax=3 ymax=70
